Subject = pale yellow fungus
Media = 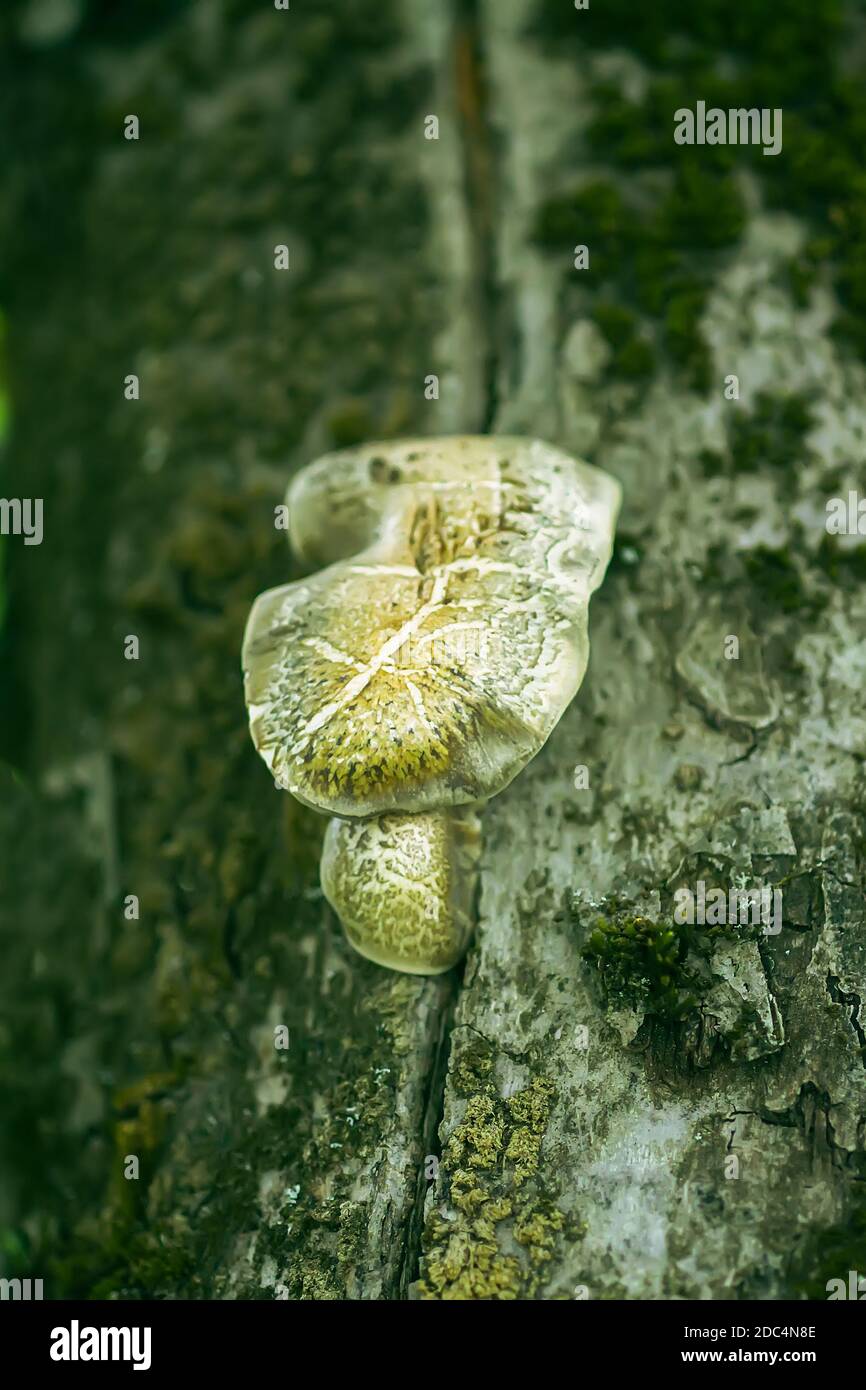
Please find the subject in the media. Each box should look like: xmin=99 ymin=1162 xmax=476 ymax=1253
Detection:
xmin=242 ymin=436 xmax=620 ymax=972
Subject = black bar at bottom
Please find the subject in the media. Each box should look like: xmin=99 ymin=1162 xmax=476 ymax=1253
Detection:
xmin=0 ymin=1295 xmax=861 ymax=1375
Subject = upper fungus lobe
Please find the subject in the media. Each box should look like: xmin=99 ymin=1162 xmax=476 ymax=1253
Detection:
xmin=242 ymin=436 xmax=622 ymax=821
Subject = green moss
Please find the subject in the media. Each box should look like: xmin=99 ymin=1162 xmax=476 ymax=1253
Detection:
xmin=700 ymin=531 xmax=835 ymax=657
xmin=814 ymin=534 xmax=866 ymax=588
xmin=784 ymin=1180 xmax=866 ymax=1299
xmin=534 ymin=161 xmax=744 ymax=389
xmin=531 ymin=0 xmax=842 ymax=98
xmin=587 ymin=83 xmax=671 ymax=169
xmin=785 ymin=236 xmax=835 ymax=307
xmin=109 ymin=1072 xmax=178 ymax=1218
xmin=585 ymin=914 xmax=690 ymax=1019
xmin=532 ymin=0 xmax=866 ymax=372
xmin=583 ymin=893 xmax=765 ymax=1022
xmin=533 ymin=180 xmax=637 ymax=274
xmin=730 ymin=391 xmax=815 ymax=474
xmin=663 ymin=282 xmax=711 ymax=389
xmin=592 ymin=302 xmax=637 ymax=348
xmin=0 ymin=309 xmax=8 ymax=445
xmin=326 ymin=398 xmax=376 ymax=448
xmin=0 ymin=307 xmax=7 ymax=633
xmin=698 ymin=448 xmax=725 ymax=478
xmin=660 ymin=164 xmax=746 ymax=251
xmin=592 ymin=302 xmax=654 ymax=379
xmin=742 ymin=546 xmax=816 ymax=615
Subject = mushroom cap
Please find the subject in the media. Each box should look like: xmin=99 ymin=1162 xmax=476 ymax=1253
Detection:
xmin=242 ymin=436 xmax=621 ymax=819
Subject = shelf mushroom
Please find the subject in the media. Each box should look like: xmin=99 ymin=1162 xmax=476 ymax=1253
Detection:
xmin=242 ymin=436 xmax=621 ymax=974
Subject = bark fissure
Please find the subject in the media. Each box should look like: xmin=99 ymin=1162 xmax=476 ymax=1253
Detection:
xmin=398 ymin=0 xmax=508 ymax=1294
xmin=452 ymin=0 xmax=500 ymax=432
xmin=827 ymin=974 xmax=866 ymax=1072
xmin=397 ymin=981 xmax=457 ymax=1296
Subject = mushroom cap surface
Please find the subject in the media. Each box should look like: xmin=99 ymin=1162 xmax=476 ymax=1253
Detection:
xmin=242 ymin=436 xmax=621 ymax=819
xmin=320 ymin=806 xmax=482 ymax=974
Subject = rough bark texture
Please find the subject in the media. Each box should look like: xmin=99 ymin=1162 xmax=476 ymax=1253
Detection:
xmin=1 ymin=0 xmax=864 ymax=1300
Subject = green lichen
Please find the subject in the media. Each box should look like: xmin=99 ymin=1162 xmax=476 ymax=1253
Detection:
xmin=450 ymin=1037 xmax=495 ymax=1095
xmin=513 ymin=1200 xmax=565 ymax=1267
xmin=420 ymin=1202 xmax=521 ymax=1300
xmin=448 ymin=1092 xmax=505 ymax=1170
xmin=505 ymin=1076 xmax=556 ymax=1185
xmin=418 ymin=1066 xmax=572 ymax=1300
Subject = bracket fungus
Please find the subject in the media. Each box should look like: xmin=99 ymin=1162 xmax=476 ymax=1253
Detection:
xmin=242 ymin=436 xmax=621 ymax=974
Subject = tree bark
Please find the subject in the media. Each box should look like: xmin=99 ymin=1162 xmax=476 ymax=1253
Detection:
xmin=1 ymin=0 xmax=864 ymax=1300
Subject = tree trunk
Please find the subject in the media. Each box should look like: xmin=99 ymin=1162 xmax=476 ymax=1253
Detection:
xmin=1 ymin=0 xmax=864 ymax=1300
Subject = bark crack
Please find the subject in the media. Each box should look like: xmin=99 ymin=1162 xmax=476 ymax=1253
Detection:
xmin=453 ymin=0 xmax=500 ymax=432
xmin=396 ymin=0 xmax=508 ymax=1299
xmin=826 ymin=972 xmax=866 ymax=1071
xmin=397 ymin=980 xmax=458 ymax=1297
